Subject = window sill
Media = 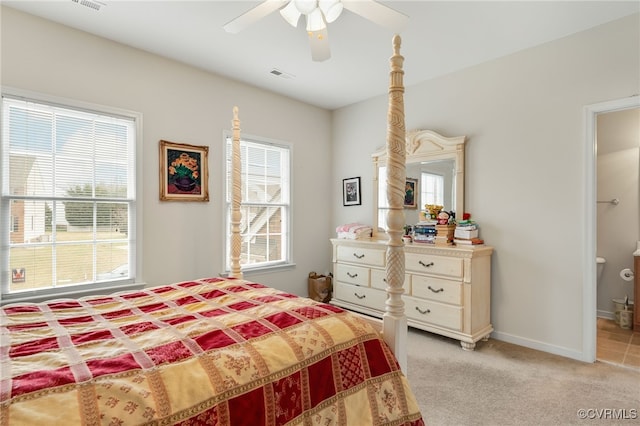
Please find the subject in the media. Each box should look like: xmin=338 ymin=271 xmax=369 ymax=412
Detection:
xmin=1 ymin=281 xmax=147 ymax=306
xmin=223 ymin=263 xmax=297 ymax=278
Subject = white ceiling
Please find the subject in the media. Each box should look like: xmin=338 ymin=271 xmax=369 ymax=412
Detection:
xmin=3 ymin=1 xmax=639 ymax=110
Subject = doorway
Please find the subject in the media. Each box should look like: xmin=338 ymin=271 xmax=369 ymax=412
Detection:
xmin=584 ymin=95 xmax=640 ymax=363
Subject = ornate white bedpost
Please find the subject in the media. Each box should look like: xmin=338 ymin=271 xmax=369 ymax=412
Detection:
xmin=384 ymin=35 xmax=407 ymax=373
xmin=230 ymin=106 xmax=243 ymax=279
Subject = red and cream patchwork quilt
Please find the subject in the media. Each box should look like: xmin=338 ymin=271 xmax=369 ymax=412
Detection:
xmin=0 ymin=277 xmax=423 ymax=425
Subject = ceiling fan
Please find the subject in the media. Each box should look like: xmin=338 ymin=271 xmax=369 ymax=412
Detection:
xmin=223 ymin=0 xmax=409 ymax=62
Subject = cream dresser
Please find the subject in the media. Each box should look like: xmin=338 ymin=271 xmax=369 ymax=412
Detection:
xmin=330 ymin=238 xmax=493 ymax=350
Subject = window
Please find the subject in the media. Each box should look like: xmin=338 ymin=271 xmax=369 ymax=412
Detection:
xmin=10 ymin=216 xmax=19 ymax=233
xmin=420 ymin=172 xmax=444 ymax=208
xmin=1 ymin=90 xmax=142 ymax=302
xmin=224 ymin=135 xmax=292 ymax=272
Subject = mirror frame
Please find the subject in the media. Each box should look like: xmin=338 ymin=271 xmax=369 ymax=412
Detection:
xmin=371 ymin=129 xmax=466 ymax=237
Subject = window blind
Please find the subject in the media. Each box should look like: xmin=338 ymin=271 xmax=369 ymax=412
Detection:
xmin=225 ymin=136 xmax=291 ymax=271
xmin=1 ymin=94 xmax=137 ymax=297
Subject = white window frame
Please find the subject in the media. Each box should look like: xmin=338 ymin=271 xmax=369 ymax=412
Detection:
xmin=10 ymin=215 xmax=18 ymax=233
xmin=0 ymin=87 xmax=144 ymax=304
xmin=223 ymin=131 xmax=294 ymax=275
xmin=420 ymin=171 xmax=444 ymax=208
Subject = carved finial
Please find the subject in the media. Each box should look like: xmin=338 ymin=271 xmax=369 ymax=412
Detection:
xmin=233 ymin=106 xmax=238 ymax=119
xmin=393 ymin=34 xmax=401 ymax=55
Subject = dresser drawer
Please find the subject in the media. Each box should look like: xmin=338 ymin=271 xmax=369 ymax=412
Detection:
xmin=405 ymin=297 xmax=462 ymax=331
xmin=334 ymin=282 xmax=386 ymax=310
xmin=335 ymin=264 xmax=370 ymax=286
xmin=336 ymin=245 xmax=385 ymax=267
xmin=332 ymin=238 xmax=494 ymax=349
xmin=405 ymin=253 xmax=463 ymax=278
xmin=371 ymin=268 xmax=410 ymax=291
xmin=411 ymin=275 xmax=462 ymax=305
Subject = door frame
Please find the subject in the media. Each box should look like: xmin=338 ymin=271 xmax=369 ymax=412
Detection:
xmin=583 ymin=95 xmax=639 ymax=362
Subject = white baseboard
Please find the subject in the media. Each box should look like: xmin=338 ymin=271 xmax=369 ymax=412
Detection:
xmin=491 ymin=310 xmax=620 ymax=363
xmin=491 ymin=331 xmax=588 ymax=363
xmin=597 ymin=310 xmax=615 ymax=320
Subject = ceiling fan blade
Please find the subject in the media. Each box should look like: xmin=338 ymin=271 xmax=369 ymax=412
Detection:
xmin=223 ymin=0 xmax=288 ymax=34
xmin=341 ymin=0 xmax=409 ymax=33
xmin=308 ymin=28 xmax=331 ymax=62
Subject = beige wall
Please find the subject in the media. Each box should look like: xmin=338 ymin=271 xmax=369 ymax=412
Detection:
xmin=3 ymin=5 xmax=640 ymax=362
xmin=331 ymin=13 xmax=640 ymax=360
xmin=1 ymin=6 xmax=334 ymax=295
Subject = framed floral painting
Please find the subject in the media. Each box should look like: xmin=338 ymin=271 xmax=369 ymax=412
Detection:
xmin=159 ymin=140 xmax=209 ymax=201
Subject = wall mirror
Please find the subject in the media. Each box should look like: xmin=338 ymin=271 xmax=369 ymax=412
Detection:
xmin=372 ymin=129 xmax=466 ymax=236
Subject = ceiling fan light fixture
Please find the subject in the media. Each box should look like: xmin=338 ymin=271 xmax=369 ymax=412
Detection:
xmin=294 ymin=0 xmax=318 ymax=15
xmin=318 ymin=0 xmax=343 ymax=23
xmin=305 ymin=8 xmax=326 ymax=32
xmin=280 ymin=1 xmax=301 ymax=27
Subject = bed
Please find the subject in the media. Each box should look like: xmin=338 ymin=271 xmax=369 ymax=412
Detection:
xmin=0 ymin=36 xmax=419 ymax=425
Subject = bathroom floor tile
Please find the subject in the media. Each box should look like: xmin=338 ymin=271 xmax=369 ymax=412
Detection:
xmin=625 ymin=343 xmax=640 ymax=356
xmin=596 ymin=347 xmax=625 ymax=364
xmin=596 ymin=318 xmax=616 ymax=332
xmin=596 ymin=318 xmax=640 ymax=369
xmin=596 ymin=318 xmax=639 ymax=370
xmin=597 ymin=318 xmax=617 ymax=330
xmin=599 ymin=330 xmax=632 ymax=344
xmin=622 ymin=353 xmax=640 ymax=369
xmin=598 ymin=338 xmax=630 ymax=354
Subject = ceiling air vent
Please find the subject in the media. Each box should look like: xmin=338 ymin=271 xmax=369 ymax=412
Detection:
xmin=71 ymin=0 xmax=105 ymax=11
xmin=269 ymin=69 xmax=294 ymax=79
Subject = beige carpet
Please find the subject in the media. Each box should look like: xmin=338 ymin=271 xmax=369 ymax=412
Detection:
xmin=405 ymin=328 xmax=640 ymax=425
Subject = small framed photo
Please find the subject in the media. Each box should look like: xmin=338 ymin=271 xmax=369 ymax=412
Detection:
xmin=160 ymin=140 xmax=209 ymax=202
xmin=343 ymin=177 xmax=361 ymax=206
xmin=404 ymin=178 xmax=418 ymax=209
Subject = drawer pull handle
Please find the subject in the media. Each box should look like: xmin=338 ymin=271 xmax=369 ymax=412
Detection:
xmin=353 ymin=253 xmax=365 ymax=259
xmin=354 ymin=293 xmax=366 ymax=299
xmin=419 ymin=261 xmax=434 ymax=268
xmin=415 ymin=306 xmax=431 ymax=315
xmin=428 ymin=286 xmax=444 ymax=293
xmin=347 ymin=272 xmax=358 ymax=278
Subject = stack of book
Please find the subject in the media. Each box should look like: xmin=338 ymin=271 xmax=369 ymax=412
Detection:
xmin=453 ymin=220 xmax=484 ymax=246
xmin=435 ymin=224 xmax=456 ymax=246
xmin=413 ymin=224 xmax=437 ymax=243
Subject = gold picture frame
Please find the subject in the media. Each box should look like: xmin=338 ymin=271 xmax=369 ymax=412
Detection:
xmin=159 ymin=140 xmax=209 ymax=202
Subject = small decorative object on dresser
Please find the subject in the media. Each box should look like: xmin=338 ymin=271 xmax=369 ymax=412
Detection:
xmin=435 ymin=224 xmax=456 ymax=246
xmin=336 ymin=223 xmax=372 ymax=239
xmin=454 ymin=213 xmax=484 ymax=245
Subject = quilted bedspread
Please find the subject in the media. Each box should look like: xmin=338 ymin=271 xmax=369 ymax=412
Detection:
xmin=0 ymin=277 xmax=423 ymax=425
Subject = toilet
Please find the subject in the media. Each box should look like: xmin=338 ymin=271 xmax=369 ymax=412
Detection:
xmin=596 ymin=256 xmax=606 ymax=285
